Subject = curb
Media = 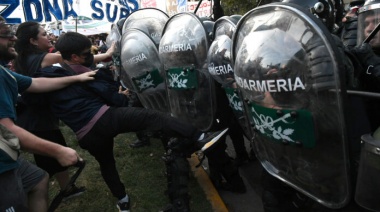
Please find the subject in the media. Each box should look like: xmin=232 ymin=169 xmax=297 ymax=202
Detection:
xmin=188 ymin=154 xmax=228 ymax=212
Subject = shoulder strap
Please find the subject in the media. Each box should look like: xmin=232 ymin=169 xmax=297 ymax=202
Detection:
xmin=0 ymin=65 xmax=16 ymax=82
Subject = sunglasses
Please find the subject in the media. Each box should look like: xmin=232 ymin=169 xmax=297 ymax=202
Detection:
xmin=0 ymin=31 xmax=16 ymax=39
xmin=0 ymin=21 xmax=16 ymax=39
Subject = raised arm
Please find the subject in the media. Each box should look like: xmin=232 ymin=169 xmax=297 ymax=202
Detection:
xmin=41 ymin=44 xmax=115 ymax=68
xmin=40 ymin=52 xmax=64 ymax=68
xmin=0 ymin=118 xmax=80 ymax=167
xmin=94 ymin=41 xmax=115 ymax=63
xmin=26 ymin=70 xmax=97 ymax=93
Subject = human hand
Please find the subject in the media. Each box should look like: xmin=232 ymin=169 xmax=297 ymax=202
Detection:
xmin=118 ymin=86 xmax=130 ymax=96
xmin=342 ymin=6 xmax=359 ymax=23
xmin=105 ymin=41 xmax=116 ymax=57
xmin=341 ymin=12 xmax=358 ymax=48
xmin=56 ymin=146 xmax=82 ymax=167
xmin=76 ymin=70 xmax=98 ymax=82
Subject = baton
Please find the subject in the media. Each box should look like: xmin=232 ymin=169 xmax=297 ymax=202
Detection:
xmin=346 ymin=89 xmax=380 ymax=99
xmin=48 ymin=160 xmax=86 ymax=212
xmin=363 ymin=21 xmax=380 ymax=44
xmin=330 ymin=89 xmax=380 ymax=99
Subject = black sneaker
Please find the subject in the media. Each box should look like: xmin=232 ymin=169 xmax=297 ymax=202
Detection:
xmin=62 ymin=185 xmax=86 ymax=201
xmin=117 ymin=199 xmax=130 ymax=212
xmin=129 ymin=139 xmax=150 ymax=148
xmin=197 ymin=128 xmax=229 ymax=152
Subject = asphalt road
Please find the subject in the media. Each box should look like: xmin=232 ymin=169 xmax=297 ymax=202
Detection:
xmin=198 ymin=136 xmax=265 ymax=212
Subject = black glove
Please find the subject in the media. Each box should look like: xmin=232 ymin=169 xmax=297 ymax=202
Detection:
xmin=340 ymin=16 xmax=359 ymax=49
xmin=350 ymin=43 xmax=380 ymax=79
xmin=331 ymin=34 xmax=360 ymax=89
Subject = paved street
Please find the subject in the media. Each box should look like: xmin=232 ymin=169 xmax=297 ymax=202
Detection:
xmin=197 ymin=136 xmax=265 ymax=212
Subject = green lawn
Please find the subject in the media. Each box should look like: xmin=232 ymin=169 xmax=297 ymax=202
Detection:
xmin=23 ymin=125 xmax=213 ymax=212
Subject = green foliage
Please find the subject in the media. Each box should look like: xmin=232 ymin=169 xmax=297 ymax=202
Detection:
xmin=220 ymin=0 xmax=281 ymax=16
xmin=221 ymin=0 xmax=257 ymax=16
xmin=23 ymin=125 xmax=212 ymax=211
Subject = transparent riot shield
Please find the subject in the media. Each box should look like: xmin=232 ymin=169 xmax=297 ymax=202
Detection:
xmin=159 ymin=12 xmax=216 ymax=132
xmin=120 ymin=29 xmax=169 ymax=113
xmin=104 ymin=23 xmax=133 ymax=89
xmin=122 ymin=8 xmax=169 ymax=47
xmin=232 ymin=3 xmax=351 ymax=208
xmin=355 ymin=134 xmax=380 ymax=211
xmin=207 ymin=34 xmax=253 ymax=140
xmin=213 ymin=16 xmax=238 ymax=40
xmin=105 ymin=24 xmax=125 ymax=82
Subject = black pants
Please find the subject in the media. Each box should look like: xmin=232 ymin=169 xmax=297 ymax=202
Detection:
xmin=32 ymin=129 xmax=68 ymax=176
xmin=79 ymin=107 xmax=201 ymax=199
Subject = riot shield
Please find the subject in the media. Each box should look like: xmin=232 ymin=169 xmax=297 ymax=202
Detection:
xmin=207 ymin=34 xmax=253 ymax=140
xmin=120 ymin=29 xmax=169 ymax=113
xmin=106 ymin=23 xmax=134 ymax=89
xmin=355 ymin=133 xmax=380 ymax=211
xmin=159 ymin=12 xmax=216 ymax=132
xmin=232 ymin=3 xmax=351 ymax=208
xmin=122 ymin=8 xmax=169 ymax=47
xmin=213 ymin=16 xmax=238 ymax=40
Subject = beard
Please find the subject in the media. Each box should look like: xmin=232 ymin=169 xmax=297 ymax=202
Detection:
xmin=0 ymin=44 xmax=17 ymax=61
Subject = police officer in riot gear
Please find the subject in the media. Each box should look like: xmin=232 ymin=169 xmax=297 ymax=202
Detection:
xmin=158 ymin=12 xmax=248 ymax=211
xmin=232 ymin=0 xmax=377 ymax=211
xmin=351 ymin=3 xmax=380 ymax=210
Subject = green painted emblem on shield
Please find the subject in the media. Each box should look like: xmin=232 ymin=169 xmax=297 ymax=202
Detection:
xmin=224 ymin=87 xmax=244 ymax=113
xmin=165 ymin=67 xmax=198 ymax=90
xmin=131 ymin=69 xmax=164 ymax=93
xmin=248 ymin=103 xmax=316 ymax=148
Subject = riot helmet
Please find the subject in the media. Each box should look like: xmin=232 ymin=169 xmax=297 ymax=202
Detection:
xmin=357 ymin=0 xmax=380 ymax=50
xmin=282 ymin=0 xmax=337 ymax=31
xmin=202 ymin=20 xmax=215 ymax=42
xmin=230 ymin=14 xmax=242 ymax=23
xmin=199 ymin=16 xmax=213 ymax=22
xmin=117 ymin=18 xmax=126 ymax=34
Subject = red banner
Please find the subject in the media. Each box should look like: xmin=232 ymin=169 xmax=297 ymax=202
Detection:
xmin=187 ymin=1 xmax=212 ymax=17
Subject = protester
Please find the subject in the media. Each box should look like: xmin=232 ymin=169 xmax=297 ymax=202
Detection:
xmin=13 ymin=21 xmax=86 ymax=199
xmin=0 ymin=16 xmax=96 ymax=211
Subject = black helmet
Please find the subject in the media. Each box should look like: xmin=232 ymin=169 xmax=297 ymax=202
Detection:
xmin=202 ymin=20 xmax=215 ymax=41
xmin=117 ymin=18 xmax=126 ymax=34
xmin=230 ymin=14 xmax=242 ymax=23
xmin=282 ymin=0 xmax=336 ymax=31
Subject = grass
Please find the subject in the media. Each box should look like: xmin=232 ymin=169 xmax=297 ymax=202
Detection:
xmin=22 ymin=124 xmax=213 ymax=212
